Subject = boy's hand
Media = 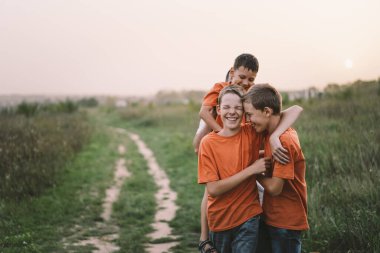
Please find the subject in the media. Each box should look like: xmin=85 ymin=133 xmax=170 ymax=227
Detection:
xmin=247 ymin=157 xmax=271 ymax=175
xmin=269 ymin=135 xmax=289 ymax=164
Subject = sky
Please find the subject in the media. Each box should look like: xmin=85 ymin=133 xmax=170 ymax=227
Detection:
xmin=1 ymin=0 xmax=379 ymax=96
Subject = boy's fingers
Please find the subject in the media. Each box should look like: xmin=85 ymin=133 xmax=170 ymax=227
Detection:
xmin=275 ymin=147 xmax=288 ymax=155
xmin=273 ymin=154 xmax=289 ymax=165
xmin=263 ymin=157 xmax=272 ymax=168
xmin=273 ymin=148 xmax=290 ymax=163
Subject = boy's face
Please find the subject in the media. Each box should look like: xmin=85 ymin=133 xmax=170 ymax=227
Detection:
xmin=243 ymin=102 xmax=270 ymax=133
xmin=230 ymin=66 xmax=257 ymax=91
xmin=217 ymin=93 xmax=243 ymax=132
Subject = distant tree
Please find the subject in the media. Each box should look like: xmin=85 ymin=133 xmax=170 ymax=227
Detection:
xmin=16 ymin=102 xmax=39 ymax=117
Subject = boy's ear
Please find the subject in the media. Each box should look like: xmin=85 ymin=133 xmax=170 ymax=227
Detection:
xmin=263 ymin=107 xmax=273 ymax=117
xmin=228 ymin=67 xmax=234 ymax=81
xmin=216 ymin=105 xmax=221 ymax=115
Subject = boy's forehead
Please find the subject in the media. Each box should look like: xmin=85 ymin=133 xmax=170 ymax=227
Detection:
xmin=243 ymin=102 xmax=255 ymax=111
xmin=220 ymin=93 xmax=242 ymax=105
xmin=233 ymin=66 xmax=257 ymax=76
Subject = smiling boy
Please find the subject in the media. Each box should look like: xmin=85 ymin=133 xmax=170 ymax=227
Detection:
xmin=198 ymin=85 xmax=270 ymax=253
xmin=243 ymin=84 xmax=309 ymax=253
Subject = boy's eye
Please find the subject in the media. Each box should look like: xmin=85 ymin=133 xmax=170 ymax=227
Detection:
xmin=248 ymin=78 xmax=255 ymax=82
xmin=239 ymin=75 xmax=246 ymax=79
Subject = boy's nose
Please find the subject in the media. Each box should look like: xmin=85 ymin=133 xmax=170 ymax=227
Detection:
xmin=241 ymin=80 xmax=249 ymax=88
xmin=228 ymin=108 xmax=237 ymax=113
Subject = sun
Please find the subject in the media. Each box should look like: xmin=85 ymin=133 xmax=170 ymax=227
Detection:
xmin=344 ymin=59 xmax=353 ymax=69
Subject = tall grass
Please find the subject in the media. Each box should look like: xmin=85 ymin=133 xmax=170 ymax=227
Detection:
xmin=294 ymin=81 xmax=380 ymax=251
xmin=0 ymin=102 xmax=90 ymax=199
xmin=0 ymin=128 xmax=118 ymax=252
xmin=116 ymin=80 xmax=380 ymax=252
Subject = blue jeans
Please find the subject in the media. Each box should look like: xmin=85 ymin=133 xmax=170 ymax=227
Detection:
xmin=267 ymin=225 xmax=301 ymax=253
xmin=209 ymin=215 xmax=260 ymax=253
xmin=256 ymin=217 xmax=272 ymax=253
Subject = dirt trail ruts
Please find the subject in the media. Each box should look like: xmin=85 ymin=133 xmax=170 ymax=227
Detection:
xmin=64 ymin=142 xmax=131 ymax=252
xmin=129 ymin=132 xmax=179 ymax=253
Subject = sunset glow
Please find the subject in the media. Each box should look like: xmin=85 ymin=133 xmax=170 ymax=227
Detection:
xmin=0 ymin=0 xmax=379 ymax=96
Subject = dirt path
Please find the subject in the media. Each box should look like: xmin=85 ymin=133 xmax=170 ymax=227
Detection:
xmin=129 ymin=132 xmax=179 ymax=253
xmin=64 ymin=141 xmax=131 ymax=252
xmin=63 ymin=129 xmax=179 ymax=252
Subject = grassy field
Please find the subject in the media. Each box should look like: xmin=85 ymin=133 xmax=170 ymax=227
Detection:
xmin=1 ymin=80 xmax=379 ymax=252
xmin=0 ymin=121 xmax=158 ymax=252
xmin=113 ymin=80 xmax=380 ymax=252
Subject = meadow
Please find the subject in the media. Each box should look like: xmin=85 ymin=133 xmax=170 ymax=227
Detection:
xmin=0 ymin=80 xmax=379 ymax=252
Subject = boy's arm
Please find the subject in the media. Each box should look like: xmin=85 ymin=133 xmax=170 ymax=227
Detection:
xmin=192 ymin=120 xmax=212 ymax=154
xmin=259 ymin=133 xmax=296 ymax=196
xmin=257 ymin=176 xmax=284 ymax=196
xmin=199 ymin=105 xmax=222 ymax=132
xmin=206 ymin=157 xmax=271 ymax=197
xmin=270 ymin=105 xmax=303 ymax=164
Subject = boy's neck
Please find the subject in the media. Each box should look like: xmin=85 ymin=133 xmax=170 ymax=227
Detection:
xmin=267 ymin=115 xmax=281 ymax=135
xmin=218 ymin=127 xmax=240 ymax=137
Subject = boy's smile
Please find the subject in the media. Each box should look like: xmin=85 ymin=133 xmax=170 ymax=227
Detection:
xmin=230 ymin=66 xmax=257 ymax=91
xmin=243 ymin=102 xmax=269 ymax=133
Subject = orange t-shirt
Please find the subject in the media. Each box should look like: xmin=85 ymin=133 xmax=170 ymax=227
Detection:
xmin=262 ymin=128 xmax=309 ymax=230
xmin=198 ymin=125 xmax=262 ymax=232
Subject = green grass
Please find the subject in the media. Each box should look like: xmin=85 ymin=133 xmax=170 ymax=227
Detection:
xmin=112 ymin=133 xmax=157 ymax=252
xmin=295 ymin=82 xmax=380 ymax=252
xmin=0 ymin=112 xmax=90 ymax=199
xmin=1 ymin=80 xmax=378 ymax=252
xmin=0 ymin=127 xmax=118 ymax=252
xmin=109 ymin=103 xmax=206 ymax=253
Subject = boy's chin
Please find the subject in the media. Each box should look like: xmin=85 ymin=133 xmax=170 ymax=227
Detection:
xmin=224 ymin=122 xmax=241 ymax=130
xmin=253 ymin=125 xmax=264 ymax=133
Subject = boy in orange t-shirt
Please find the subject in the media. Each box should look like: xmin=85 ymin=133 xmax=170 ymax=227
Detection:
xmin=192 ymin=54 xmax=259 ymax=154
xmin=198 ymin=85 xmax=270 ymax=253
xmin=243 ymin=84 xmax=309 ymax=253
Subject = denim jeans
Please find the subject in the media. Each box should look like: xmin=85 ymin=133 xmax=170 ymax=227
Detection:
xmin=267 ymin=225 xmax=301 ymax=253
xmin=256 ymin=218 xmax=272 ymax=253
xmin=209 ymin=215 xmax=260 ymax=253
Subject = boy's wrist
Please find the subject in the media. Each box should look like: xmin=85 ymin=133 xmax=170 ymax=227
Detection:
xmin=269 ymin=133 xmax=279 ymax=140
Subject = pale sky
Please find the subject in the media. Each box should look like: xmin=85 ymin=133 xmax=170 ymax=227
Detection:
xmin=1 ymin=0 xmax=379 ymax=96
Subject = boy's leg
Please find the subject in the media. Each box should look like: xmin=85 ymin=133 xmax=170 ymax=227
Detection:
xmin=193 ymin=119 xmax=211 ymax=154
xmin=200 ymin=188 xmax=209 ymax=241
xmin=267 ymin=226 xmax=301 ymax=253
xmin=231 ymin=215 xmax=260 ymax=253
xmin=209 ymin=229 xmax=233 ymax=253
xmin=199 ymin=188 xmax=217 ymax=252
xmin=256 ymin=217 xmax=272 ymax=253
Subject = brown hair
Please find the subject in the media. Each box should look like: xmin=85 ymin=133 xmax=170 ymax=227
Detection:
xmin=243 ymin=84 xmax=282 ymax=115
xmin=218 ymin=85 xmax=244 ymax=105
xmin=233 ymin=53 xmax=259 ymax=73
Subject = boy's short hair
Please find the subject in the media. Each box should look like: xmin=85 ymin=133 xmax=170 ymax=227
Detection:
xmin=243 ymin=84 xmax=282 ymax=115
xmin=233 ymin=54 xmax=259 ymax=73
xmin=218 ymin=85 xmax=244 ymax=106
